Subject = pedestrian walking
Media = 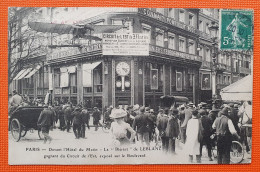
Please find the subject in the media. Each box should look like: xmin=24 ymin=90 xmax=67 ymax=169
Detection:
xmin=166 ymin=108 xmax=179 ymax=154
xmin=157 ymin=108 xmax=169 ymax=153
xmin=110 ymin=109 xmax=136 ymax=146
xmin=93 ymin=107 xmax=101 ymax=131
xmin=72 ymin=106 xmax=83 ymax=139
xmin=185 ymin=110 xmax=203 ymax=163
xmin=180 ymin=103 xmax=194 ymax=143
xmin=37 ymin=104 xmax=54 ymax=144
xmin=64 ymin=103 xmax=73 ymax=132
xmin=212 ymin=107 xmax=240 ymax=164
xmin=81 ymin=106 xmax=90 ymax=138
xmin=132 ymin=106 xmax=150 ymax=146
xmin=199 ymin=109 xmax=213 ymax=161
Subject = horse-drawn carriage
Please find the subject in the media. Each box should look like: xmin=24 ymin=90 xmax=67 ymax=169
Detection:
xmin=9 ymin=106 xmax=44 ymax=142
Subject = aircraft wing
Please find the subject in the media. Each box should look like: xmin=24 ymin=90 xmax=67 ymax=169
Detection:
xmin=88 ymin=25 xmax=125 ymax=34
xmin=28 ymin=22 xmax=83 ymax=34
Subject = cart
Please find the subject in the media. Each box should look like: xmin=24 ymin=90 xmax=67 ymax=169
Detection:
xmin=9 ymin=106 xmax=45 ymax=142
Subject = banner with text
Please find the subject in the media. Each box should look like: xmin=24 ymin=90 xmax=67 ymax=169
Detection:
xmin=102 ymin=33 xmax=150 ymax=56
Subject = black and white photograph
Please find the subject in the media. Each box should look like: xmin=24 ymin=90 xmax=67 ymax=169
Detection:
xmin=8 ymin=7 xmax=253 ymax=165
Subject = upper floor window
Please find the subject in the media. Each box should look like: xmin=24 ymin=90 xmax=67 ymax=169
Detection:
xmin=141 ymin=23 xmax=151 ymax=42
xmin=206 ymin=23 xmax=210 ymax=34
xmin=199 ymin=20 xmax=203 ymax=31
xmin=179 ymin=36 xmax=186 ymax=52
xmin=179 ymin=10 xmax=185 ymax=23
xmin=206 ymin=48 xmax=210 ymax=62
xmin=168 ymin=33 xmax=176 ymax=50
xmin=168 ymin=8 xmax=175 ymax=19
xmin=155 ymin=29 xmax=164 ymax=47
xmin=189 ymin=13 xmax=194 ymax=26
xmin=199 ymin=47 xmax=203 ymax=59
xmin=188 ymin=40 xmax=195 ymax=55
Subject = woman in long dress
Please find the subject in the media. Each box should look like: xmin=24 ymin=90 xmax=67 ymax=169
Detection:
xmin=110 ymin=109 xmax=136 ymax=146
xmin=185 ymin=110 xmax=201 ymax=163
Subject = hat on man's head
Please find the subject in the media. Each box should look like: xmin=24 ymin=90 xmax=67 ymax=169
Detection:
xmin=200 ymin=102 xmax=207 ymax=107
xmin=150 ymin=109 xmax=154 ymax=113
xmin=228 ymin=103 xmax=234 ymax=108
xmin=139 ymin=106 xmax=145 ymax=113
xmin=43 ymin=104 xmax=48 ymax=108
xmin=220 ymin=107 xmax=229 ymax=116
xmin=188 ymin=102 xmax=194 ymax=107
xmin=12 ymin=90 xmax=17 ymax=94
xmin=109 ymin=109 xmax=127 ymax=119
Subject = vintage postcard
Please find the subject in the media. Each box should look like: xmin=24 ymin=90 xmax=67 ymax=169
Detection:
xmin=8 ymin=7 xmax=253 ymax=165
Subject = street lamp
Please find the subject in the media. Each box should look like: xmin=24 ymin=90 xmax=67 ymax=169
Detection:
xmin=208 ymin=21 xmax=220 ymax=108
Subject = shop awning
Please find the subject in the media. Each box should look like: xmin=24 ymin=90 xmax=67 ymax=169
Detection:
xmin=13 ymin=69 xmax=26 ymax=80
xmin=220 ymin=75 xmax=252 ymax=101
xmin=82 ymin=62 xmax=101 ymax=87
xmin=16 ymin=68 xmax=32 ymax=80
xmin=24 ymin=65 xmax=41 ymax=78
xmin=83 ymin=62 xmax=101 ymax=70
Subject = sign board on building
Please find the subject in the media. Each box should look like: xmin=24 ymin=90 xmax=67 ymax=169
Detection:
xmin=102 ymin=33 xmax=150 ymax=56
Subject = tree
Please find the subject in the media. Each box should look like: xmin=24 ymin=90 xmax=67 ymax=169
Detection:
xmin=8 ymin=7 xmax=48 ymax=86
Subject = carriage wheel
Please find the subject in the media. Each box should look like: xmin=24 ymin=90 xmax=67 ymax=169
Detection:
xmin=230 ymin=141 xmax=244 ymax=163
xmin=21 ymin=130 xmax=27 ymax=137
xmin=10 ymin=118 xmax=21 ymax=142
xmin=38 ymin=130 xmax=44 ymax=140
xmin=102 ymin=122 xmax=111 ymax=133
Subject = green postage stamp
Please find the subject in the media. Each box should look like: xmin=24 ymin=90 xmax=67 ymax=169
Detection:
xmin=220 ymin=10 xmax=253 ymax=50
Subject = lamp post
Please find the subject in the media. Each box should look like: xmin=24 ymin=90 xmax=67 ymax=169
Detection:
xmin=208 ymin=21 xmax=219 ymax=109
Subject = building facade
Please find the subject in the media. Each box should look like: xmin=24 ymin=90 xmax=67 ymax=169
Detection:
xmin=10 ymin=8 xmax=252 ymax=110
xmin=198 ymin=9 xmax=252 ymax=102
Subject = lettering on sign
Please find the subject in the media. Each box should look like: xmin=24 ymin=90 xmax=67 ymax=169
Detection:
xmin=102 ymin=33 xmax=150 ymax=56
xmin=138 ymin=8 xmax=197 ymax=34
xmin=47 ymin=44 xmax=102 ymax=61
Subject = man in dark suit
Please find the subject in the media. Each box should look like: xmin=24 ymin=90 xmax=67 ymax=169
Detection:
xmin=157 ymin=108 xmax=170 ymax=152
xmin=81 ymin=106 xmax=90 ymax=138
xmin=92 ymin=107 xmax=101 ymax=131
xmin=166 ymin=108 xmax=179 ymax=154
xmin=72 ymin=107 xmax=83 ymax=139
xmin=199 ymin=109 xmax=213 ymax=161
xmin=37 ymin=104 xmax=54 ymax=144
xmin=132 ymin=106 xmax=150 ymax=146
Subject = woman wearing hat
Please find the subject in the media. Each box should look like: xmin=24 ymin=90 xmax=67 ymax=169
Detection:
xmin=110 ymin=109 xmax=136 ymax=146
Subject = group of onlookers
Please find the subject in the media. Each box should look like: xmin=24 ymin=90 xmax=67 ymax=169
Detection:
xmin=9 ymin=90 xmax=252 ymax=164
xmin=106 ymin=101 xmax=252 ymax=164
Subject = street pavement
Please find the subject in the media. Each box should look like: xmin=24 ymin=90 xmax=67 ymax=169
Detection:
xmin=8 ymin=126 xmax=251 ymax=164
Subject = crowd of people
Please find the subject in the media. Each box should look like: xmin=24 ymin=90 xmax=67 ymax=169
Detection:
xmin=9 ymin=90 xmax=252 ymax=164
xmin=105 ymin=101 xmax=252 ymax=164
